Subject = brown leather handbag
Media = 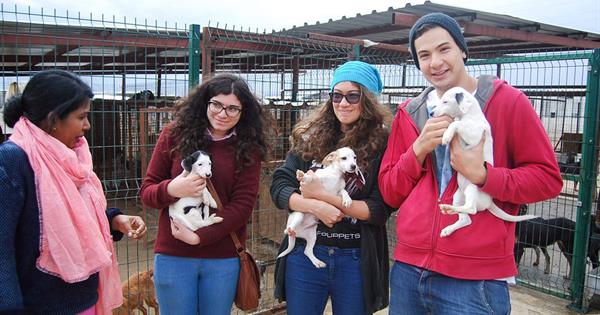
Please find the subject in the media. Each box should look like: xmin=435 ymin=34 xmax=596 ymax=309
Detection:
xmin=207 ymin=180 xmax=261 ymax=312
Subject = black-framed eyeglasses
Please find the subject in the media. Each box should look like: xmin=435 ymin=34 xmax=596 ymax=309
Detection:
xmin=208 ymin=100 xmax=242 ymax=117
xmin=329 ymin=92 xmax=362 ymax=105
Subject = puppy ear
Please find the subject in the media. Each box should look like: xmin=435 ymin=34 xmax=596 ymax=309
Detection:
xmin=454 ymin=92 xmax=464 ymax=105
xmin=456 ymin=92 xmax=471 ymax=114
xmin=198 ymin=150 xmax=210 ymax=160
xmin=322 ymin=151 xmax=338 ymax=166
xmin=181 ymin=154 xmax=197 ymax=173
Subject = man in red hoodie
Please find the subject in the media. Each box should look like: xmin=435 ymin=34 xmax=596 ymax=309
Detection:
xmin=378 ymin=12 xmax=563 ymax=314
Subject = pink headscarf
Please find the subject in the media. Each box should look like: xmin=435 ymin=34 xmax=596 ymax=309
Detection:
xmin=10 ymin=117 xmax=122 ymax=314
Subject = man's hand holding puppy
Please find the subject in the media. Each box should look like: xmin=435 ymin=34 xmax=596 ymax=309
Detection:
xmin=412 ymin=115 xmax=453 ymax=165
xmin=450 ymin=136 xmax=487 ymax=186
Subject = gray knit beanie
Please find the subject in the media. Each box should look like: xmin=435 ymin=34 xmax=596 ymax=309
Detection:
xmin=408 ymin=13 xmax=468 ymax=70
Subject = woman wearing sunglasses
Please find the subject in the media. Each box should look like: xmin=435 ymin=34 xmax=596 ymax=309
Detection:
xmin=140 ymin=74 xmax=268 ymax=315
xmin=270 ymin=61 xmax=394 ymax=315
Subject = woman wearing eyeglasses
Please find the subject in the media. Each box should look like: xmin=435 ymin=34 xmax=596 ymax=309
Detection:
xmin=270 ymin=61 xmax=394 ymax=315
xmin=140 ymin=74 xmax=268 ymax=315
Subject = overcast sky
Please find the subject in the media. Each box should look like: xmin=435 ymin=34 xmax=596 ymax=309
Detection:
xmin=4 ymin=0 xmax=600 ymax=34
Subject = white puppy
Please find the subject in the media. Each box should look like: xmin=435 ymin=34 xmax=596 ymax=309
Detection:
xmin=277 ymin=147 xmax=360 ymax=268
xmin=432 ymin=87 xmax=536 ymax=237
xmin=169 ymin=150 xmax=223 ymax=231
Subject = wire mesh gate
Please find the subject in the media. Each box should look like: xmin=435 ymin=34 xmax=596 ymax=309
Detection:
xmin=2 ymin=4 xmax=600 ymax=314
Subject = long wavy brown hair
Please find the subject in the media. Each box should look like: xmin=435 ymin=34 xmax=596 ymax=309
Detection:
xmin=170 ymin=74 xmax=268 ymax=171
xmin=290 ymin=84 xmax=392 ymax=173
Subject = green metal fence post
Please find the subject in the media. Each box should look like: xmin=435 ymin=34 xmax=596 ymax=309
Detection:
xmin=569 ymin=48 xmax=600 ymax=313
xmin=188 ymin=24 xmax=201 ymax=90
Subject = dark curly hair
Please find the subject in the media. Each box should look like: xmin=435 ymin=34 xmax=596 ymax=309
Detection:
xmin=170 ymin=74 xmax=268 ymax=171
xmin=290 ymin=84 xmax=392 ymax=173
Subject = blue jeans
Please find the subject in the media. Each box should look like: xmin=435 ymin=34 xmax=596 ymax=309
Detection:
xmin=285 ymin=244 xmax=366 ymax=315
xmin=389 ymin=261 xmax=511 ymax=315
xmin=153 ymin=254 xmax=239 ymax=315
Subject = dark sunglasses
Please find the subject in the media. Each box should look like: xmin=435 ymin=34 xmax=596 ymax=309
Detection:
xmin=329 ymin=92 xmax=362 ymax=104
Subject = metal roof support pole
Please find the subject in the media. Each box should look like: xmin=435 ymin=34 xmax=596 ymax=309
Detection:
xmin=569 ymin=48 xmax=600 ymax=313
xmin=291 ymin=56 xmax=299 ymax=102
xmin=156 ymin=68 xmax=162 ymax=98
xmin=351 ymin=44 xmax=361 ymax=61
xmin=188 ymin=24 xmax=201 ymax=89
xmin=280 ymin=72 xmax=286 ymax=101
xmin=401 ymin=64 xmax=407 ymax=88
xmin=121 ymin=73 xmax=126 ymax=101
xmin=201 ymin=27 xmax=213 ymax=81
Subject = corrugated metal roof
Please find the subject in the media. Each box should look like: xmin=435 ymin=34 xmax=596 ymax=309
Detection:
xmin=278 ymin=1 xmax=600 ymax=55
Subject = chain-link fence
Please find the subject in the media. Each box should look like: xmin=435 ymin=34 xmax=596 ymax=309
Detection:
xmin=2 ymin=4 xmax=600 ymax=314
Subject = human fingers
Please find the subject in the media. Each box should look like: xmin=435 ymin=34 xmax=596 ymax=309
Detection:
xmin=130 ymin=217 xmax=147 ymax=239
xmin=426 ymin=118 xmax=451 ymax=132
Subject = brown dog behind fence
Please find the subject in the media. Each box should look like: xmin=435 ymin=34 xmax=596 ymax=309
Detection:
xmin=114 ymin=269 xmax=159 ymax=315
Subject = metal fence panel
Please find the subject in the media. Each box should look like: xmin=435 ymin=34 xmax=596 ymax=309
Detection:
xmin=3 ymin=5 xmax=600 ymax=313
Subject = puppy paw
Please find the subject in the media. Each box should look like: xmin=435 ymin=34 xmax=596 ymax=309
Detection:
xmin=341 ymin=196 xmax=352 ymax=208
xmin=296 ymin=170 xmax=305 ymax=182
xmin=208 ymin=214 xmax=223 ymax=223
xmin=440 ymin=227 xmax=454 ymax=237
xmin=440 ymin=204 xmax=457 ymax=215
xmin=441 ymin=132 xmax=453 ymax=145
xmin=312 ymin=260 xmax=327 ymax=268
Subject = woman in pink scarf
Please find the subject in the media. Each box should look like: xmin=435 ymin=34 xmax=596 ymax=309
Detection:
xmin=0 ymin=70 xmax=147 ymax=315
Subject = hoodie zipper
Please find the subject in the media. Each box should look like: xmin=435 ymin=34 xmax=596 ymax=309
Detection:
xmin=425 ymin=157 xmax=457 ymax=270
xmin=424 ymin=152 xmax=441 ymax=269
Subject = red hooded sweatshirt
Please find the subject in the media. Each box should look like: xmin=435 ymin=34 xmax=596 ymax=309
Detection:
xmin=378 ymin=76 xmax=563 ymax=280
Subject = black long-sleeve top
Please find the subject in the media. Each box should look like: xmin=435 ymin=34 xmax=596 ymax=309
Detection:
xmin=270 ymin=150 xmax=393 ymax=314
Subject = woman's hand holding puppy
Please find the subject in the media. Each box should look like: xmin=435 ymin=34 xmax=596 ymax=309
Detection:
xmin=167 ymin=170 xmax=206 ymax=198
xmin=298 ymin=170 xmax=326 ymax=200
xmin=170 ymin=217 xmax=200 ymax=245
xmin=299 ymin=170 xmax=344 ymax=227
xmin=309 ymin=199 xmax=344 ymax=228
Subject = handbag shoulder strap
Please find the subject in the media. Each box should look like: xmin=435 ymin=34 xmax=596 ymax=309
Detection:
xmin=206 ymin=179 xmax=245 ymax=254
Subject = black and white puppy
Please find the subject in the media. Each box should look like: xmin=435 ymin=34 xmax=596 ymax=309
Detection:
xmin=432 ymin=87 xmax=536 ymax=237
xmin=277 ymin=147 xmax=361 ymax=268
xmin=169 ymin=150 xmax=222 ymax=231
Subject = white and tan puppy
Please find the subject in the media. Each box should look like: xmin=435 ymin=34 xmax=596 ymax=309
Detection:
xmin=277 ymin=147 xmax=360 ymax=268
xmin=169 ymin=150 xmax=222 ymax=231
xmin=432 ymin=87 xmax=536 ymax=237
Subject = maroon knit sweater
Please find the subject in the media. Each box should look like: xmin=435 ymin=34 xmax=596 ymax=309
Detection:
xmin=140 ymin=125 xmax=262 ymax=258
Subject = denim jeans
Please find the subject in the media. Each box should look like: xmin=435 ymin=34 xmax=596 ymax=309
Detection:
xmin=389 ymin=261 xmax=511 ymax=315
xmin=153 ymin=253 xmax=239 ymax=315
xmin=285 ymin=244 xmax=366 ymax=315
